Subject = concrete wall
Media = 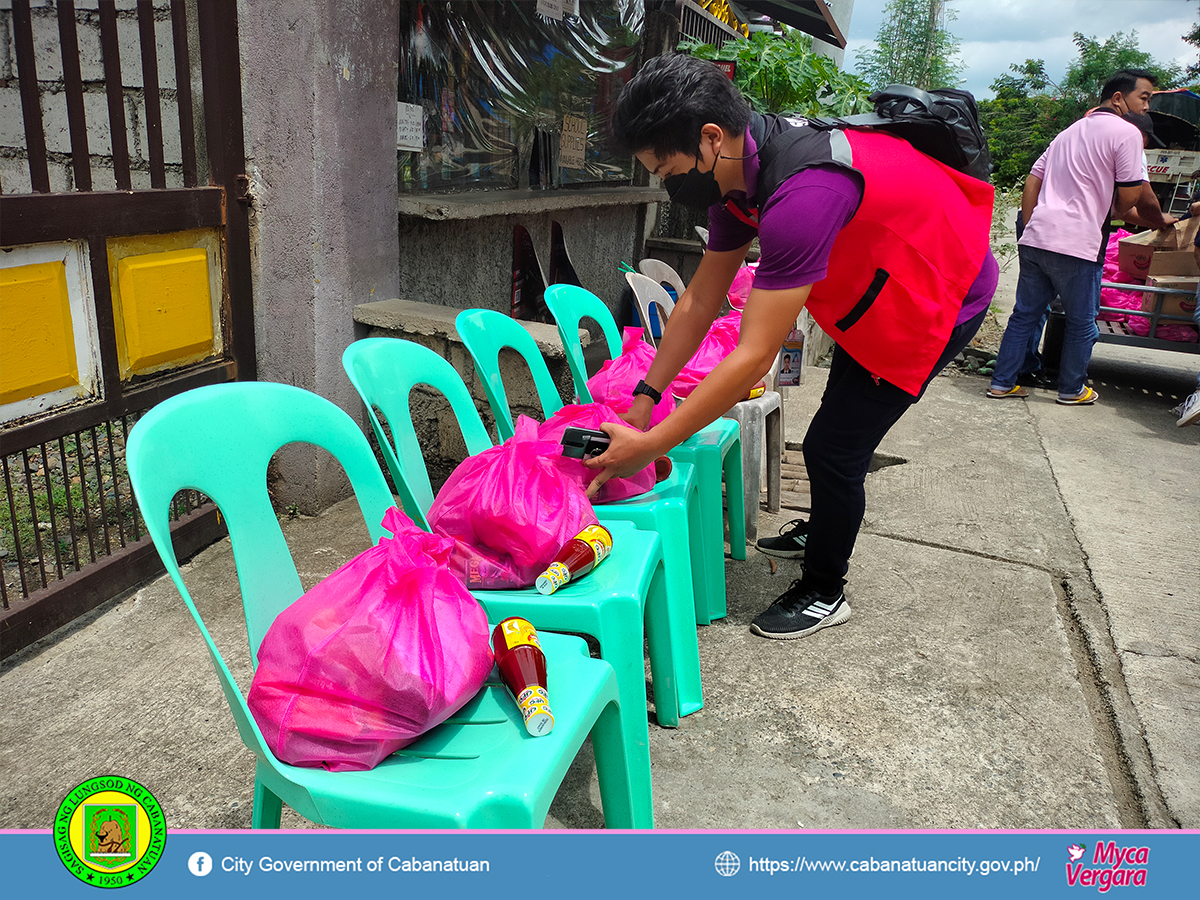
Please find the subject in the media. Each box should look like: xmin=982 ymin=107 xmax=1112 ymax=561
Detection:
xmin=237 ymin=0 xmax=401 ymax=513
xmin=397 ymin=201 xmax=653 ymax=326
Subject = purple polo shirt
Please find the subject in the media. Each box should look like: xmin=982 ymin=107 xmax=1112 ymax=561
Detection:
xmin=707 ymin=129 xmax=998 ymax=325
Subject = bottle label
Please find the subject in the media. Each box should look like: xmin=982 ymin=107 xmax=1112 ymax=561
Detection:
xmin=516 ymin=686 xmax=554 ymax=736
xmin=576 ymin=524 xmax=612 ymax=564
xmin=536 ymin=562 xmax=571 ymax=595
xmin=498 ymin=617 xmax=542 ymax=653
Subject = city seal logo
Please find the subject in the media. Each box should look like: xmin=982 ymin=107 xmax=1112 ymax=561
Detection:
xmin=54 ymin=776 xmax=166 ymax=888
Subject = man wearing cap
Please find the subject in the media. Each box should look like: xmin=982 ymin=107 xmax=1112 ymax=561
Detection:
xmin=988 ymin=69 xmax=1175 ymax=405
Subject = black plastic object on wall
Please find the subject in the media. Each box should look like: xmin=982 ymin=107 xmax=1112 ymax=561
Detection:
xmin=512 ymin=224 xmax=550 ymax=323
xmin=549 ymin=221 xmax=583 ymax=288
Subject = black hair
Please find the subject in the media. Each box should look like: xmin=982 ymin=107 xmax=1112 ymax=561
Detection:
xmin=611 ymin=54 xmax=752 ymax=159
xmin=1100 ymin=69 xmax=1158 ymax=102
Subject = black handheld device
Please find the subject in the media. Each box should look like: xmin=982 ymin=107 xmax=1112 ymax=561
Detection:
xmin=560 ymin=426 xmax=611 ymax=459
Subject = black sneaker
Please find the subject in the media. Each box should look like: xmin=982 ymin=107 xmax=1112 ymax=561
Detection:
xmin=756 ymin=518 xmax=808 ymax=559
xmin=750 ymin=581 xmax=851 ymax=640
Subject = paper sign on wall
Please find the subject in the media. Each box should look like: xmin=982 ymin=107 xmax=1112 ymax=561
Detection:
xmin=397 ymin=102 xmax=424 ymax=151
xmin=560 ymin=115 xmax=588 ymax=170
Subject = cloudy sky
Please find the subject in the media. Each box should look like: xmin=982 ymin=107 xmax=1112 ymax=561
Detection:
xmin=841 ymin=0 xmax=1199 ymax=99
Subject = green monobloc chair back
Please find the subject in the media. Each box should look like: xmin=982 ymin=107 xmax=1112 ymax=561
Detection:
xmin=126 ymin=381 xmax=396 ymax=764
xmin=544 ymin=284 xmax=623 ymax=403
xmin=127 ymin=382 xmax=395 ymax=658
xmin=454 ymin=309 xmax=565 ymax=440
xmin=343 ymin=339 xmax=491 ymax=528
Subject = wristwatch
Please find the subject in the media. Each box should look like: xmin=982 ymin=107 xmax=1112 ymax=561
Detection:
xmin=632 ymin=379 xmax=662 ymax=405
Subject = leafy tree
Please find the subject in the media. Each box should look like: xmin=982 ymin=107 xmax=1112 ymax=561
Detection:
xmin=682 ymin=28 xmax=874 ymax=117
xmin=979 ymin=31 xmax=1182 ymax=188
xmin=1183 ymin=6 xmax=1200 ymax=84
xmin=853 ymin=0 xmax=963 ymax=91
xmin=1060 ymin=31 xmax=1180 ymax=106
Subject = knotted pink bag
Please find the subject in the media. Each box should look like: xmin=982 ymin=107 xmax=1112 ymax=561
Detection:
xmin=247 ymin=507 xmax=494 ymax=772
xmin=429 ymin=416 xmax=598 ymax=589
xmin=538 ymin=402 xmax=657 ymax=502
xmin=585 ymin=327 xmax=675 ymax=427
xmin=671 ymin=310 xmax=743 ymax=400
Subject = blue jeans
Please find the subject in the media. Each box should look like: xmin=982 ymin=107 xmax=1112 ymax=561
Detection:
xmin=992 ymin=245 xmax=1101 ymax=399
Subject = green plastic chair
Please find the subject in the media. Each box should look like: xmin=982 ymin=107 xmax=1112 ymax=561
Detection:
xmin=126 ymin=381 xmax=640 ymax=829
xmin=343 ymin=339 xmax=678 ymax=826
xmin=544 ymin=284 xmax=747 ymax=624
xmin=454 ymin=309 xmax=705 ymax=713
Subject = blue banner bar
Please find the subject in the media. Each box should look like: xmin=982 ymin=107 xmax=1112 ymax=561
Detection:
xmin=3 ymin=829 xmax=1195 ymax=898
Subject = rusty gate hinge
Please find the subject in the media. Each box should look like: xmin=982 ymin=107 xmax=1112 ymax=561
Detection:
xmin=235 ymin=174 xmax=252 ymax=205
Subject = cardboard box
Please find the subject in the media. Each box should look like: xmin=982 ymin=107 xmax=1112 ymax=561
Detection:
xmin=1147 ymin=249 xmax=1200 ymax=277
xmin=1117 ymin=218 xmax=1200 ymax=276
xmin=1142 ymin=276 xmax=1199 ymax=318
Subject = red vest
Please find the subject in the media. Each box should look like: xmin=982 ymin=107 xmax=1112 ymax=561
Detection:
xmin=744 ymin=123 xmax=994 ymax=395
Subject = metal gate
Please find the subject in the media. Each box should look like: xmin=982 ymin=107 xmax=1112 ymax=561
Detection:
xmin=0 ymin=0 xmax=255 ymax=658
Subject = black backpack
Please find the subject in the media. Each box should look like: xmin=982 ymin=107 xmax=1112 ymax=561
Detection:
xmin=809 ymin=84 xmax=992 ymax=182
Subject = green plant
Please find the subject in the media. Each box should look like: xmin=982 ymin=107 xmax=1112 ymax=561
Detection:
xmin=683 ymin=29 xmax=874 ymax=118
xmin=979 ymin=30 xmax=1183 ymax=189
xmin=852 ymin=0 xmax=963 ymax=91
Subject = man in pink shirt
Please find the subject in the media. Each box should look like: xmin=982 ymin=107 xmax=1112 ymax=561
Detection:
xmin=988 ymin=70 xmax=1172 ymax=405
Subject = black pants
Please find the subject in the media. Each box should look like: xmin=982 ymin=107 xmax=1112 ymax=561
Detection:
xmin=800 ymin=307 xmax=988 ymax=595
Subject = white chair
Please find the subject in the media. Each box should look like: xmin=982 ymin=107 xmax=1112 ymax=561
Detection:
xmin=625 ymin=272 xmax=675 ymax=348
xmin=625 ymin=274 xmax=781 ymax=541
xmin=638 ymin=258 xmax=686 ymax=300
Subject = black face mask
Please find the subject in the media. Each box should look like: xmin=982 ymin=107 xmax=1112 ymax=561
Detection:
xmin=663 ymin=160 xmax=725 ymax=210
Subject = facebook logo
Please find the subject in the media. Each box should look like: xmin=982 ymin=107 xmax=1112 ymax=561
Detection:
xmin=188 ymin=852 xmax=213 ymax=877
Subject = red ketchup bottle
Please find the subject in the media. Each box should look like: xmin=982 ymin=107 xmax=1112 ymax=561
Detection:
xmin=535 ymin=524 xmax=612 ymax=595
xmin=492 ymin=617 xmax=554 ymax=736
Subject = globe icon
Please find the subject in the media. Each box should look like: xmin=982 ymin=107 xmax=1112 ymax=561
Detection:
xmin=714 ymin=850 xmax=741 ymax=877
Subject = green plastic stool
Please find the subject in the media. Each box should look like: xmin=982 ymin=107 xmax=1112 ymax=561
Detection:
xmin=127 ymin=381 xmax=642 ymax=829
xmin=454 ymin=310 xmax=705 ymax=717
xmin=545 ymin=284 xmax=746 ymax=623
xmin=344 ymin=339 xmax=683 ymax=825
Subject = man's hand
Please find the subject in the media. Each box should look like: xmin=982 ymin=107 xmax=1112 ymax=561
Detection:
xmin=582 ymin=420 xmax=661 ymax=499
xmin=619 ymin=394 xmax=656 ymax=432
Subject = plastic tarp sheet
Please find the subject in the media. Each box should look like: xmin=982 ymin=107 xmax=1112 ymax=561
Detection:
xmin=399 ymin=1 xmax=643 ymax=193
xmin=1149 ymin=89 xmax=1200 ymax=151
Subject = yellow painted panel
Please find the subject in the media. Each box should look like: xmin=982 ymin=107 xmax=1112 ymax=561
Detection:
xmin=114 ymin=248 xmax=215 ymax=376
xmin=0 ymin=261 xmax=80 ymax=404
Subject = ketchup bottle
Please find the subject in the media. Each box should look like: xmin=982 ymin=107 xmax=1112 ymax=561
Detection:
xmin=535 ymin=524 xmax=612 ymax=595
xmin=492 ymin=617 xmax=554 ymax=736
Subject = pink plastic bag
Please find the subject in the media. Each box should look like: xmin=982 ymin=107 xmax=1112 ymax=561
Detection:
xmin=246 ymin=507 xmax=493 ymax=772
xmin=586 ymin=327 xmax=674 ymax=428
xmin=1100 ymin=229 xmax=1137 ymax=323
xmin=428 ymin=416 xmax=598 ymax=589
xmin=727 ymin=262 xmax=758 ymax=310
xmin=670 ymin=311 xmax=743 ymax=400
xmin=537 ymin=402 xmax=657 ymax=502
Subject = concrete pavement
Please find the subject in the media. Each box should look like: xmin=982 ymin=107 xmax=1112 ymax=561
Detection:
xmin=1 ymin=348 xmax=1196 ymax=831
